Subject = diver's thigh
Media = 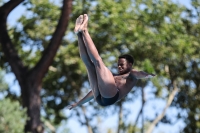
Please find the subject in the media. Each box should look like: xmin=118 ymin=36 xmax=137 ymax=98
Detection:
xmin=95 ymin=61 xmax=118 ymax=98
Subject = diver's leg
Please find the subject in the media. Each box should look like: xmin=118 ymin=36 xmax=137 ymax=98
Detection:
xmin=75 ymin=15 xmax=99 ymax=97
xmin=79 ymin=14 xmax=118 ymax=98
xmin=77 ymin=33 xmax=100 ymax=97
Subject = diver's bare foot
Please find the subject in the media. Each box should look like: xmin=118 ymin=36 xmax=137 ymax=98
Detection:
xmin=74 ymin=15 xmax=83 ymax=34
xmin=79 ymin=14 xmax=88 ymax=32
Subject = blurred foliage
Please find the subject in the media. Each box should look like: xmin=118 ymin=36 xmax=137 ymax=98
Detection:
xmin=0 ymin=0 xmax=199 ymax=132
xmin=0 ymin=98 xmax=27 ymax=133
xmin=0 ymin=69 xmax=27 ymax=133
xmin=0 ymin=69 xmax=8 ymax=93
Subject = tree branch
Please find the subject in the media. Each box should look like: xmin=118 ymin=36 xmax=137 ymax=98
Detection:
xmin=146 ymin=81 xmax=178 ymax=133
xmin=0 ymin=0 xmax=25 ymax=84
xmin=0 ymin=0 xmax=24 ymax=17
xmin=30 ymin=0 xmax=73 ymax=83
xmin=134 ymin=87 xmax=146 ymax=128
xmin=117 ymin=101 xmax=123 ymax=133
xmin=81 ymin=106 xmax=94 ymax=133
xmin=44 ymin=120 xmax=56 ymax=133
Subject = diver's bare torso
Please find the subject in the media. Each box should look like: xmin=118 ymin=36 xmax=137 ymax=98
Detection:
xmin=114 ymin=72 xmax=138 ymax=100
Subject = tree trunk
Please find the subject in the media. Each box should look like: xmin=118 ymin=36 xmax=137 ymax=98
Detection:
xmin=0 ymin=0 xmax=72 ymax=132
xmin=21 ymin=75 xmax=43 ymax=133
xmin=117 ymin=101 xmax=123 ymax=133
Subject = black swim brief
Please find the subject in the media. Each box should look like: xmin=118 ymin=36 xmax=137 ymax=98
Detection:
xmin=96 ymin=91 xmax=119 ymax=106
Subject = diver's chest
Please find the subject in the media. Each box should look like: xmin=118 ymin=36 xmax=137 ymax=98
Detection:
xmin=114 ymin=76 xmax=129 ymax=87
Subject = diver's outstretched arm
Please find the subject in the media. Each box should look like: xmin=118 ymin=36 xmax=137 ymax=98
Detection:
xmin=129 ymin=69 xmax=156 ymax=79
xmin=66 ymin=90 xmax=94 ymax=110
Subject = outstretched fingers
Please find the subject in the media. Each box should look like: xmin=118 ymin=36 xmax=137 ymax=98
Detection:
xmin=66 ymin=105 xmax=73 ymax=110
xmin=66 ymin=103 xmax=77 ymax=110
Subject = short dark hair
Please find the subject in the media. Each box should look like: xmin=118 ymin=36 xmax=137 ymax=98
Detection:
xmin=118 ymin=54 xmax=134 ymax=64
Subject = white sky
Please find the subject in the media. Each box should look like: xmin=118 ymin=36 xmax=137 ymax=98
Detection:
xmin=5 ymin=0 xmax=191 ymax=133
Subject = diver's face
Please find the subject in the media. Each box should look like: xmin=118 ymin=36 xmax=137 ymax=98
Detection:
xmin=118 ymin=58 xmax=132 ymax=75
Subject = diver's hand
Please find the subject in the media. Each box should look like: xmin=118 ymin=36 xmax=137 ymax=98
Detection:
xmin=66 ymin=103 xmax=77 ymax=110
xmin=145 ymin=73 xmax=156 ymax=78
